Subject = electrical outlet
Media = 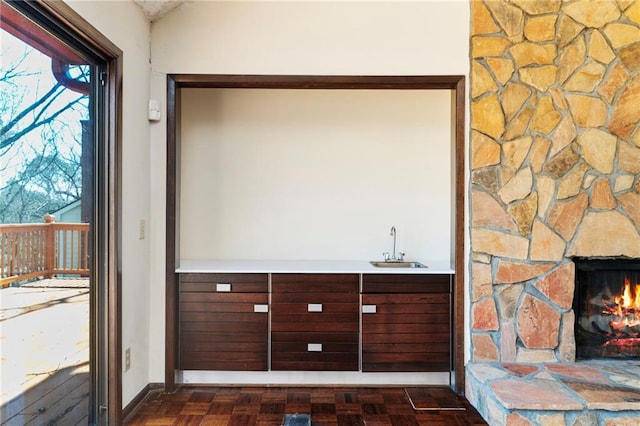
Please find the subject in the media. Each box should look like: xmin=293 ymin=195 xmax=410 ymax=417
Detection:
xmin=139 ymin=219 xmax=145 ymax=240
xmin=125 ymin=347 xmax=131 ymax=372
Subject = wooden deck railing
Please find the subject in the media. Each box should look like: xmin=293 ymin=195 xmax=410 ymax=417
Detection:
xmin=0 ymin=215 xmax=90 ymax=287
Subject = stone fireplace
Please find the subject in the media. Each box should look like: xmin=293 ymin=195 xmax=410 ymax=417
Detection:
xmin=470 ymin=0 xmax=640 ymax=365
xmin=468 ymin=0 xmax=640 ymax=423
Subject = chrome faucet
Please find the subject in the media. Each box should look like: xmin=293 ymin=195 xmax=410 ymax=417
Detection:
xmin=383 ymin=226 xmax=404 ymax=262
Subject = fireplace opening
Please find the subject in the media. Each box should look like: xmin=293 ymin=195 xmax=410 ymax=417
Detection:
xmin=573 ymin=257 xmax=640 ymax=360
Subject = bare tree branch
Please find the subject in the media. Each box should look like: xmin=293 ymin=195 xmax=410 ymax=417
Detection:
xmin=1 ymin=38 xmax=88 ymax=223
xmin=0 ymin=94 xmax=84 ymax=151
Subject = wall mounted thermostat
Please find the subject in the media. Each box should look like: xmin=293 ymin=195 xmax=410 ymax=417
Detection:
xmin=148 ymin=99 xmax=161 ymax=121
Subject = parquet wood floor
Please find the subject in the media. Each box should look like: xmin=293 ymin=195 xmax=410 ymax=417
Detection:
xmin=125 ymin=386 xmax=487 ymax=426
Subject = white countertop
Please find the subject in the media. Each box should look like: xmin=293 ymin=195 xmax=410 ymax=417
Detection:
xmin=176 ymin=259 xmax=454 ymax=274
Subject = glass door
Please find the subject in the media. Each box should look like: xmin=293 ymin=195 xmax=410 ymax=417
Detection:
xmin=0 ymin=3 xmax=112 ymax=423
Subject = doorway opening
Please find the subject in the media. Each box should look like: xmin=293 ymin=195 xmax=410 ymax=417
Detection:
xmin=0 ymin=1 xmax=122 ymax=423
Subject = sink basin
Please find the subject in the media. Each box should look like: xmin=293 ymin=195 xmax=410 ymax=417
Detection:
xmin=370 ymin=261 xmax=427 ymax=268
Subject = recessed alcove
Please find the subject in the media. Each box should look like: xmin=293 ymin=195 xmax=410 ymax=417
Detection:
xmin=165 ymin=74 xmax=465 ymax=391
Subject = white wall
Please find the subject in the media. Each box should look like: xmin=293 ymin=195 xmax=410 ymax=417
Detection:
xmin=180 ymin=88 xmax=451 ymax=263
xmin=65 ymin=0 xmax=151 ymax=407
xmin=149 ymin=1 xmax=470 ymax=383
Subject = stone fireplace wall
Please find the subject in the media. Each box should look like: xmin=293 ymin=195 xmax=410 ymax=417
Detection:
xmin=470 ymin=0 xmax=640 ymax=363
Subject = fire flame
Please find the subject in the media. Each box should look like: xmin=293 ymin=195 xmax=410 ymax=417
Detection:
xmin=613 ymin=278 xmax=640 ymax=315
xmin=605 ymin=278 xmax=640 ymax=336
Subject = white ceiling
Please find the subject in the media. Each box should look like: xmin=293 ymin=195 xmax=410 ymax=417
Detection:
xmin=133 ymin=0 xmax=185 ymax=22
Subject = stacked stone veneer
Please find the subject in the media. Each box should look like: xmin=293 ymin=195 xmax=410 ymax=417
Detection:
xmin=470 ymin=0 xmax=640 ymax=364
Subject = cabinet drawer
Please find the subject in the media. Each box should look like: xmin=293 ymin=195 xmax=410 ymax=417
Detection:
xmin=271 ymin=293 xmax=359 ymax=332
xmin=179 ymin=273 xmax=269 ymax=371
xmin=181 ymin=293 xmax=268 ymax=309
xmin=362 ymin=294 xmax=450 ymax=317
xmin=362 ymin=274 xmax=451 ymax=294
xmin=180 ymin=330 xmax=268 ymax=369
xmin=271 ymin=332 xmax=358 ymax=371
xmin=179 ymin=305 xmax=268 ymax=371
xmin=271 ymin=312 xmax=359 ymax=332
xmin=271 ymin=292 xmax=359 ymax=305
xmin=271 ymin=273 xmax=360 ymax=371
xmin=272 ymin=273 xmax=359 ymax=293
xmin=180 ymin=273 xmax=268 ymax=293
xmin=361 ymin=289 xmax=451 ymax=373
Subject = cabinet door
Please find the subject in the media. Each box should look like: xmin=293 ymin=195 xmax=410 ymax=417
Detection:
xmin=361 ymin=274 xmax=452 ymax=372
xmin=271 ymin=274 xmax=359 ymax=371
xmin=179 ymin=273 xmax=269 ymax=371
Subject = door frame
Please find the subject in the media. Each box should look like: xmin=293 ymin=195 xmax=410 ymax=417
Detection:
xmin=2 ymin=0 xmax=123 ymax=422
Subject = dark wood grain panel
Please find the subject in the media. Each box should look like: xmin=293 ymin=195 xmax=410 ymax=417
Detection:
xmin=363 ymin=362 xmax=449 ymax=372
xmin=362 ymin=332 xmax=450 ymax=344
xmin=271 ymin=293 xmax=359 ymax=304
xmin=362 ymin=322 xmax=450 ymax=334
xmin=271 ymin=311 xmax=359 ymax=324
xmin=181 ymin=340 xmax=268 ymax=353
xmin=181 ymin=311 xmax=269 ymax=323
xmin=181 ymin=301 xmax=267 ymax=313
xmin=363 ymin=352 xmax=449 ymax=363
xmin=270 ymin=302 xmax=358 ymax=314
xmin=271 ymin=273 xmax=359 ymax=293
xmin=180 ymin=350 xmax=267 ymax=371
xmin=272 ymin=341 xmax=358 ymax=354
xmin=362 ymin=274 xmax=450 ymax=294
xmin=362 ymin=293 xmax=449 ymax=305
xmin=271 ymin=317 xmax=359 ymax=332
xmin=362 ymin=302 xmax=449 ymax=314
xmin=180 ymin=273 xmax=268 ymax=293
xmin=272 ymin=332 xmax=358 ymax=343
xmin=181 ymin=331 xmax=268 ymax=345
xmin=362 ymin=342 xmax=449 ymax=353
xmin=270 ymin=360 xmax=358 ymax=371
xmin=180 ymin=340 xmax=268 ymax=357
xmin=271 ymin=273 xmax=360 ymax=371
xmin=180 ymin=360 xmax=268 ymax=371
xmin=181 ymin=321 xmax=269 ymax=333
xmin=361 ymin=273 xmax=451 ymax=373
xmin=180 ymin=293 xmax=268 ymax=303
xmin=362 ymin=312 xmax=450 ymax=324
xmin=180 ymin=350 xmax=268 ymax=361
xmin=180 ymin=281 xmax=266 ymax=293
xmin=179 ymin=273 xmax=269 ymax=371
xmin=271 ymin=346 xmax=359 ymax=371
xmin=273 ymin=351 xmax=359 ymax=363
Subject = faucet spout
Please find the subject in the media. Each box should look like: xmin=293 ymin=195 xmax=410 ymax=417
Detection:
xmin=390 ymin=226 xmax=396 ymax=261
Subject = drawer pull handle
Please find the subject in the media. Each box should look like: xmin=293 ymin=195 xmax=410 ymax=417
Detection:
xmin=216 ymin=283 xmax=231 ymax=292
xmin=362 ymin=305 xmax=377 ymax=314
xmin=307 ymin=343 xmax=322 ymax=352
xmin=307 ymin=303 xmax=323 ymax=312
xmin=253 ymin=304 xmax=268 ymax=313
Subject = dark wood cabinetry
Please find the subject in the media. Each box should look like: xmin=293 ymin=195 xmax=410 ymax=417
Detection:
xmin=179 ymin=273 xmax=269 ymax=371
xmin=177 ymin=270 xmax=453 ymax=375
xmin=271 ymin=274 xmax=359 ymax=371
xmin=361 ymin=274 xmax=451 ymax=372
